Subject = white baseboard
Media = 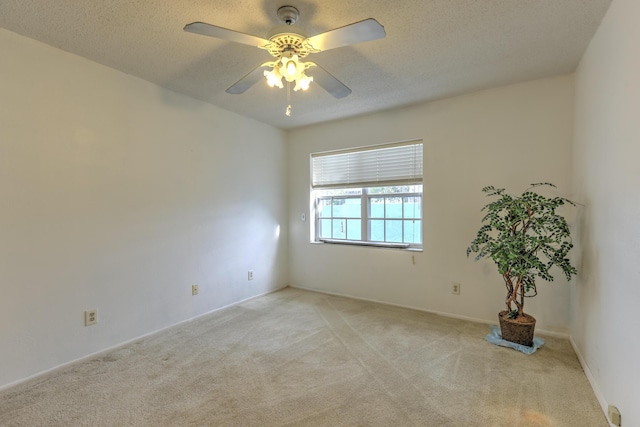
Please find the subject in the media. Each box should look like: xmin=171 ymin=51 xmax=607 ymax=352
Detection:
xmin=289 ymin=285 xmax=568 ymax=338
xmin=569 ymin=336 xmax=614 ymax=426
xmin=0 ymin=286 xmax=287 ymax=392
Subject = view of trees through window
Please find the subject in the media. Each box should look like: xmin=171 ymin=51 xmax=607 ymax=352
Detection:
xmin=315 ymin=185 xmax=422 ymax=246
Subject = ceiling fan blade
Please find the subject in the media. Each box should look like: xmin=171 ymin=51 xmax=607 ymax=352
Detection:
xmin=226 ymin=64 xmax=271 ymax=95
xmin=184 ymin=22 xmax=270 ymax=48
xmin=306 ymin=19 xmax=385 ymax=52
xmin=309 ymin=65 xmax=352 ymax=99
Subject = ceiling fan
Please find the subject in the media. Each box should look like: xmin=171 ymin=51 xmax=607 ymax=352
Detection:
xmin=184 ymin=5 xmax=386 ymax=102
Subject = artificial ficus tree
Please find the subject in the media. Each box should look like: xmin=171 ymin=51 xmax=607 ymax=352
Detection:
xmin=467 ymin=183 xmax=578 ymax=318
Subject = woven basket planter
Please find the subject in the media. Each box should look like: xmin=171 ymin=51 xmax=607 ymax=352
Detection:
xmin=498 ymin=311 xmax=536 ymax=347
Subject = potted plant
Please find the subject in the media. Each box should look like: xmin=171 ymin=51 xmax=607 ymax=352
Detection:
xmin=466 ymin=183 xmax=577 ymax=346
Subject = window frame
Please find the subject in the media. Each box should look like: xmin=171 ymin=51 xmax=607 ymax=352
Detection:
xmin=310 ymin=140 xmax=423 ymax=250
xmin=314 ymin=185 xmax=423 ymax=250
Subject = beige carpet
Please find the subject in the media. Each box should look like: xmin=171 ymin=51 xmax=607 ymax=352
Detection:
xmin=0 ymin=287 xmax=607 ymax=426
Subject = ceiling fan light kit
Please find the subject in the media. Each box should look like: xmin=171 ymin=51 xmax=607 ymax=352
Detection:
xmin=184 ymin=5 xmax=385 ymax=116
xmin=263 ymin=54 xmax=315 ymax=91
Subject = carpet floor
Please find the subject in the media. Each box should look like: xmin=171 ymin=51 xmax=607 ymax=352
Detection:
xmin=0 ymin=287 xmax=607 ymax=426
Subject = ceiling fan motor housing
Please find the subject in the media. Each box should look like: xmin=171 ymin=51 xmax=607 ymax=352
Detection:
xmin=262 ymin=6 xmax=315 ymax=58
xmin=263 ymin=32 xmax=317 ymax=58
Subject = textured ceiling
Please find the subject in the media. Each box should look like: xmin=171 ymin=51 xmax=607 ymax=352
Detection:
xmin=0 ymin=0 xmax=611 ymax=129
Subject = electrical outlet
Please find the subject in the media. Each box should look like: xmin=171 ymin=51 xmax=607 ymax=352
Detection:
xmin=608 ymin=405 xmax=621 ymax=426
xmin=84 ymin=309 xmax=97 ymax=326
xmin=248 ymin=270 xmax=254 ymax=281
xmin=452 ymin=283 xmax=461 ymax=295
xmin=192 ymin=284 xmax=199 ymax=296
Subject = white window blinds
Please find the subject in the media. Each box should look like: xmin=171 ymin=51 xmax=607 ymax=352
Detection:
xmin=311 ymin=140 xmax=423 ymax=189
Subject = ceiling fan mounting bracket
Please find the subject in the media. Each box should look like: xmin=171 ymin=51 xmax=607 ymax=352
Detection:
xmin=277 ymin=6 xmax=299 ymax=25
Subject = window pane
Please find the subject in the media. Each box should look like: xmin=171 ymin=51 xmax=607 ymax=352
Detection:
xmin=369 ymin=186 xmax=412 ymax=194
xmin=333 ymin=197 xmax=361 ymax=218
xmin=332 ymin=198 xmax=347 ymax=217
xmin=404 ymin=220 xmax=422 ymax=243
xmin=346 ymin=219 xmax=361 ymax=240
xmin=319 ymin=219 xmax=332 ymax=238
xmin=370 ymin=220 xmax=384 ymax=241
xmin=367 ymin=187 xmax=387 ymax=194
xmin=317 ymin=188 xmax=362 ymax=197
xmin=345 ymin=198 xmax=361 ymax=218
xmin=332 ymin=219 xmax=346 ymax=239
xmin=386 ymin=220 xmax=403 ymax=242
xmin=404 ymin=196 xmax=422 ymax=219
xmin=370 ymin=197 xmax=384 ymax=218
xmin=318 ymin=199 xmax=331 ymax=218
xmin=386 ymin=197 xmax=403 ymax=219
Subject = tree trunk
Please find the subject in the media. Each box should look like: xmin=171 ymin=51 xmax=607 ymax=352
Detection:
xmin=504 ymin=274 xmax=525 ymax=317
xmin=503 ymin=273 xmax=514 ymax=312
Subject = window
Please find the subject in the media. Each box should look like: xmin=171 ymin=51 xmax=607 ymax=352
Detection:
xmin=311 ymin=141 xmax=423 ymax=249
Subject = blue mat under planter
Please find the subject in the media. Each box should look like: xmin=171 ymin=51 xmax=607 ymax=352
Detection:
xmin=486 ymin=325 xmax=544 ymax=354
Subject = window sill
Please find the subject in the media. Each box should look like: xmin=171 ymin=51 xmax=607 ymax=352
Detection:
xmin=316 ymin=238 xmax=422 ymax=251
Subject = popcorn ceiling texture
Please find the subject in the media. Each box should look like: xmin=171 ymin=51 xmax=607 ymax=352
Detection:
xmin=0 ymin=0 xmax=611 ymax=129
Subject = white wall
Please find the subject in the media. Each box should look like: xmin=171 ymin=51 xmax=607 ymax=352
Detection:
xmin=572 ymin=0 xmax=640 ymax=424
xmin=288 ymin=75 xmax=575 ymax=333
xmin=0 ymin=29 xmax=288 ymax=389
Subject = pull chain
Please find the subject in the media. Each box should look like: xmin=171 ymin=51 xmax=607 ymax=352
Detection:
xmin=286 ymin=81 xmax=292 ymax=116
